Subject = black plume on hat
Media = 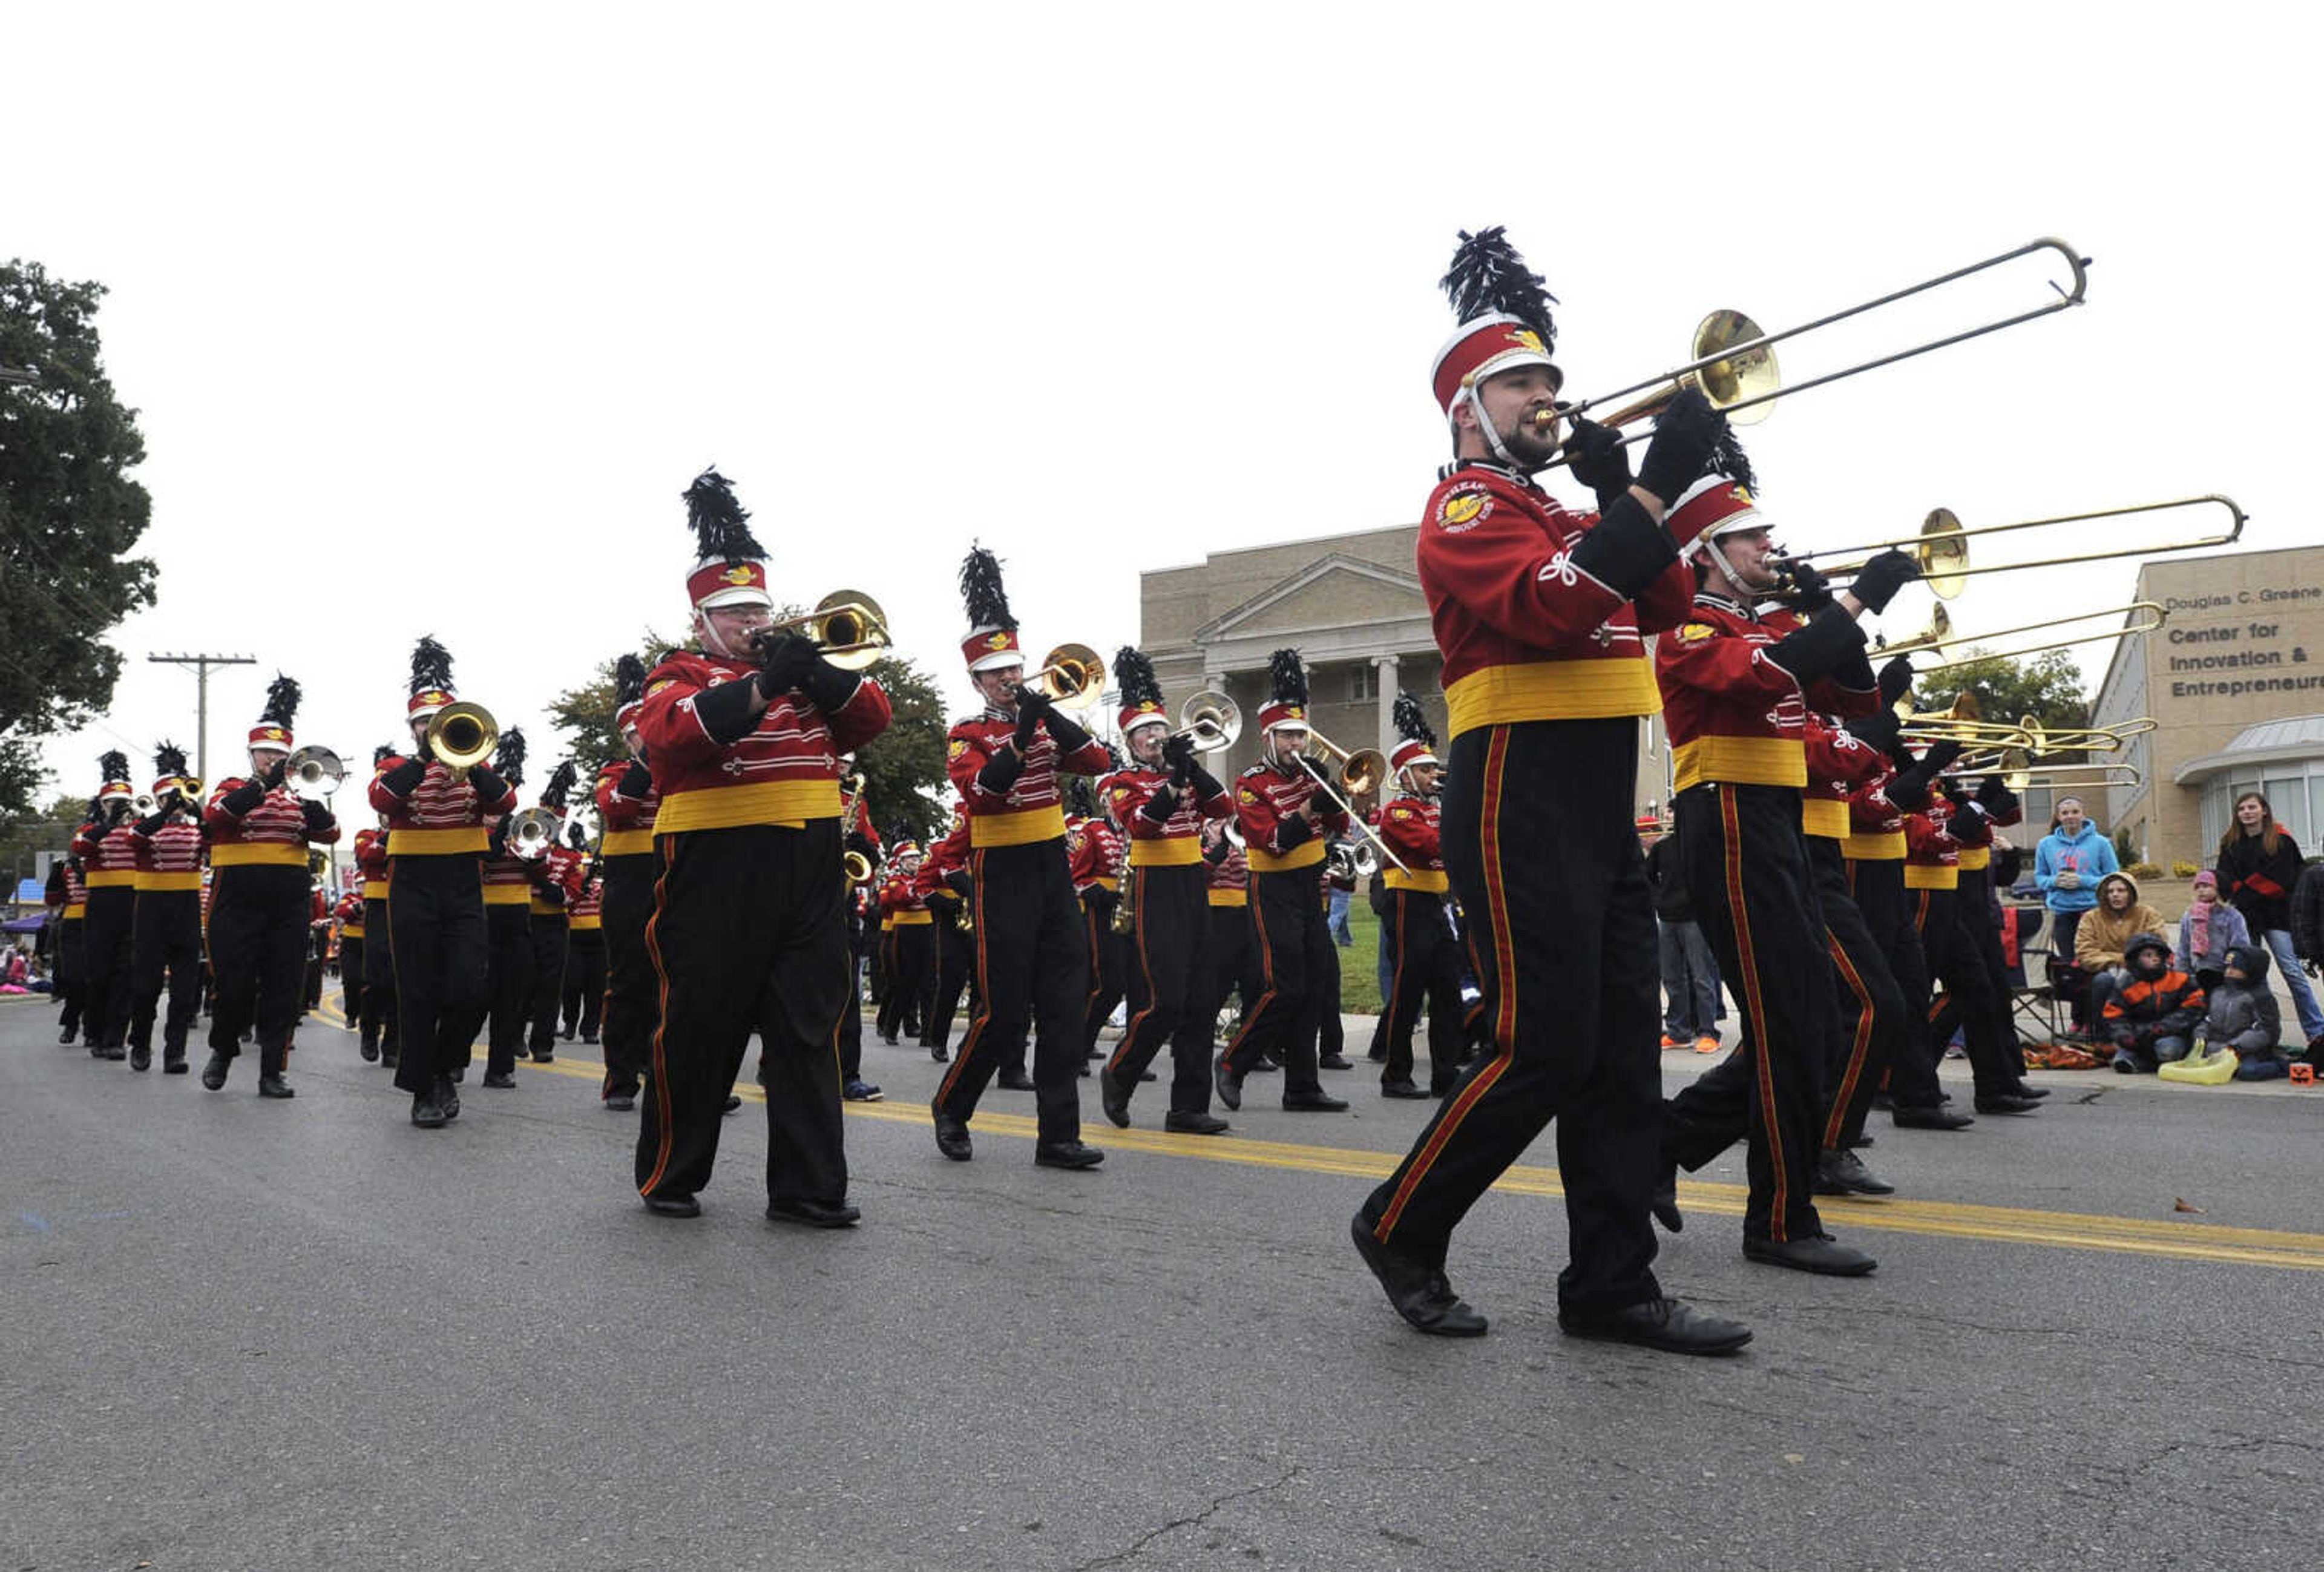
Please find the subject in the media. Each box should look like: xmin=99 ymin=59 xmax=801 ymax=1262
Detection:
xmin=540 ymin=758 xmax=579 ymax=811
xmin=494 ymin=726 xmax=527 ymax=788
xmin=887 ymin=818 xmax=914 ymax=849
xmin=567 ymin=821 xmax=588 ymax=850
xmin=1441 ymin=226 xmax=1558 ymax=349
xmin=373 ymin=743 xmax=396 ymax=767
xmin=154 ymin=740 xmax=189 ymax=778
xmin=1066 ymin=777 xmax=1097 ymax=819
xmin=409 ymin=636 xmax=454 ymax=697
xmin=1267 ymin=648 xmax=1308 ymax=707
xmin=684 ymin=468 xmax=767 ymax=563
xmin=1114 ymin=646 xmax=1163 ymax=712
xmin=260 ymin=674 xmax=302 ymax=728
xmin=99 ymin=749 xmax=131 ymax=783
xmin=1392 ymin=691 xmax=1436 ymax=752
xmin=959 ymin=545 xmax=1016 ymax=632
xmin=613 ymin=653 xmax=648 ymax=711
xmin=1709 ymin=433 xmax=1757 ymax=496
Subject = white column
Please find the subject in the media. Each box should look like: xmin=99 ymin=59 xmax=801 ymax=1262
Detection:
xmin=1373 ymin=653 xmax=1400 ymax=751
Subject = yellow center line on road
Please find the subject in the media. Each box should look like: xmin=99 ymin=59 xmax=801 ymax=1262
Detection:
xmin=299 ymin=1004 xmax=2324 ymax=1272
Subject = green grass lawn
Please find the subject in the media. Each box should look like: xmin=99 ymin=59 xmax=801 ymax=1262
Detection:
xmin=1337 ymin=894 xmax=1383 ymax=1016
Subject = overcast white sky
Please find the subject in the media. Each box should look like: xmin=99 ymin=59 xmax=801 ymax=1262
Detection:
xmin=8 ymin=2 xmax=2310 ymax=818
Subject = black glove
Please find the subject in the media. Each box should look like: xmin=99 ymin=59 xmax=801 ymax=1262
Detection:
xmin=1044 ymin=709 xmax=1094 ymax=757
xmin=1847 ymin=548 xmax=1921 ymax=615
xmin=1976 ymin=774 xmax=2016 ymax=814
xmin=1877 ymin=654 xmax=1915 ymax=707
xmin=753 ymin=632 xmax=819 ymax=698
xmin=1562 ymin=414 xmax=1633 ymax=504
xmin=1849 ymin=708 xmax=1900 ymax=754
xmin=220 ymin=779 xmax=268 ymax=816
xmin=1566 ymin=490 xmax=1679 ymax=602
xmin=1636 ymin=386 xmax=1727 ymax=506
xmin=136 ymin=809 xmax=170 ymax=836
xmin=380 ymin=756 xmax=427 ymax=797
xmin=1161 ymin=733 xmax=1197 ymax=774
xmin=1186 ymin=762 xmax=1224 ymax=802
xmin=1011 ymin=697 xmax=1043 ymax=751
xmin=799 ymin=656 xmax=859 ymax=717
xmin=1764 ymin=605 xmax=1868 ymax=685
xmin=977 ymin=748 xmax=1026 ymax=797
xmin=299 ymin=799 xmax=334 ymax=835
xmin=466 ymin=764 xmax=509 ymax=805
xmin=1922 ymin=738 xmax=1964 ymax=775
xmin=1785 ymin=559 xmax=1836 ymax=614
xmin=264 ymin=757 xmax=290 ymax=789
xmin=1142 ymin=782 xmax=1181 ymax=825
xmin=619 ymin=760 xmax=654 ymax=798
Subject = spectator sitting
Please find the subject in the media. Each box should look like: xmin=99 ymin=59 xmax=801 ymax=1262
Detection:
xmin=2201 ymin=944 xmax=2287 ymax=1080
xmin=2069 ymin=872 xmax=2165 ymax=1031
xmin=2177 ymin=870 xmax=2251 ymax=992
xmin=2101 ymin=932 xmax=2206 ymax=1073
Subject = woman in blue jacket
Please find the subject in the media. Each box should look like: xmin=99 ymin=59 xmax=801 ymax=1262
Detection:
xmin=2034 ymin=797 xmax=2118 ymax=962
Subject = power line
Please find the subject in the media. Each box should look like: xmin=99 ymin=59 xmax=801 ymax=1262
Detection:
xmin=148 ymin=653 xmax=256 ymax=783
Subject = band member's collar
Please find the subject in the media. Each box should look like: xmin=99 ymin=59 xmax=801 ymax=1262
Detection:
xmin=1692 ymin=588 xmax=1759 ymax=622
xmin=1441 ymin=457 xmax=1538 ymax=489
xmin=982 ymin=703 xmax=1016 ymax=724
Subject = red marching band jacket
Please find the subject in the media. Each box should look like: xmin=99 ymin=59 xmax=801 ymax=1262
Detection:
xmin=207 ymin=777 xmax=338 ymax=866
xmin=530 ymin=843 xmax=586 ymax=915
xmin=1803 ymin=712 xmax=1888 ymax=843
xmin=594 ymin=758 xmax=660 ymax=858
xmin=1376 ymin=794 xmax=1450 ymax=894
xmin=1905 ymin=785 xmax=1963 ymax=891
xmin=353 ymin=826 xmax=392 ymax=899
xmin=369 ymin=759 xmax=516 ymax=857
xmin=1417 ymin=461 xmax=1697 ymax=740
xmin=1102 ymin=766 xmax=1233 ymax=868
xmin=878 ymin=864 xmax=931 ymax=924
xmin=568 ymin=863 xmax=605 ymax=928
xmin=333 ymin=889 xmax=366 ymax=932
xmin=1232 ymin=762 xmax=1349 ymax=876
xmin=1206 ymin=835 xmax=1249 ymax=906
xmin=947 ymin=710 xmax=1112 ymax=850
xmin=1067 ymin=817 xmax=1125 ymax=892
xmin=72 ymin=815 xmax=145 ymax=889
xmin=135 ymin=816 xmax=207 ymax=890
xmin=1654 ymin=593 xmax=1879 ymax=794
xmin=635 ymin=648 xmax=891 ymax=835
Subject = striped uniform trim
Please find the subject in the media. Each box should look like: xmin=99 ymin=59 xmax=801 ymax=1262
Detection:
xmin=934 ymin=850 xmax=995 ymax=1110
xmin=1820 ymin=934 xmax=1878 ymax=1151
xmin=1106 ymin=872 xmax=1160 ymax=1080
xmin=1718 ymin=784 xmax=1792 ymax=1243
xmin=638 ymin=835 xmax=682 ymax=1199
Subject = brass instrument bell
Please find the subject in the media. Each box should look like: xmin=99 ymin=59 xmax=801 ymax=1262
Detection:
xmin=427 ymin=702 xmax=499 ymax=780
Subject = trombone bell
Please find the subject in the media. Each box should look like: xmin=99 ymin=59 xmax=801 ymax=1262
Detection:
xmin=768 ymin=590 xmax=891 ymax=672
xmin=1173 ymin=691 xmax=1242 ymax=753
xmin=287 ymin=746 xmax=346 ymax=801
xmin=428 ymin=702 xmax=499 ymax=776
xmin=1023 ymin=643 xmax=1107 ymax=709
xmin=1804 ymin=509 xmax=1971 ymax=601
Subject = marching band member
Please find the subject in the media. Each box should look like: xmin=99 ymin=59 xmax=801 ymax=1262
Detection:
xmin=632 ymin=469 xmax=890 ymax=1223
xmin=1068 ymin=777 xmax=1129 ymax=1068
xmin=126 ymin=742 xmax=206 ymax=1074
xmin=372 ymin=636 xmax=518 ymax=1128
xmin=1098 ymin=648 xmax=1233 ymax=1134
xmin=916 ymin=803 xmax=974 ymax=1062
xmin=1354 ymin=228 xmax=1744 ymax=1352
xmin=334 ymin=882 xmax=367 ymax=1043
xmin=1926 ymin=770 xmax=2042 ymax=1113
xmin=479 ymin=729 xmax=537 ymax=1088
xmin=71 ymin=757 xmax=143 ymax=1061
xmin=874 ymin=835 xmax=932 ymax=1054
xmin=46 ymin=851 xmax=90 ymax=1046
xmin=930 ymin=547 xmax=1110 ymax=1171
xmin=205 ymin=676 xmax=339 ymax=1097
xmin=1367 ymin=695 xmax=1465 ymax=1100
xmin=1215 ymin=650 xmax=1351 ymax=1116
xmin=524 ymin=760 xmax=586 ymax=1062
xmin=1651 ymin=481 xmax=1909 ymax=1274
xmin=559 ymin=826 xmax=607 ymax=1045
xmin=594 ymin=656 xmax=660 ymax=1111
xmin=353 ymin=765 xmax=398 ymax=1065
xmin=1196 ymin=818 xmax=1258 ymax=1054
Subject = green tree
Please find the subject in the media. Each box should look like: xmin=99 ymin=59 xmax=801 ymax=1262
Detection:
xmin=0 ymin=261 xmax=157 ymax=820
xmin=1 ymin=792 xmax=94 ymax=901
xmin=1911 ymin=648 xmax=2089 ymax=738
xmin=545 ymin=628 xmax=688 ymax=766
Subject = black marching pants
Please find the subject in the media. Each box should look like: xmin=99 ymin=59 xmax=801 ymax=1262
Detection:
xmin=1807 ymin=837 xmax=1909 ymax=1150
xmin=130 ymin=889 xmax=204 ymax=1058
xmin=1906 ymin=886 xmax=1961 ymax=1101
xmin=55 ymin=918 xmax=87 ymax=1039
xmin=527 ymin=912 xmax=569 ymax=1053
xmin=1219 ymin=866 xmax=1329 ymax=1094
xmin=1930 ymin=866 xmax=2024 ymax=1094
xmin=1358 ymin=719 xmax=1663 ymax=1312
xmin=933 ymin=839 xmax=1089 ymax=1145
xmin=1082 ymin=890 xmax=1128 ymax=1056
xmin=340 ymin=933 xmax=366 ymax=1035
xmin=561 ymin=929 xmax=606 ymax=1039
xmin=206 ymin=866 xmax=309 ymax=1074
xmin=637 ymin=821 xmax=849 ymax=1208
xmin=484 ymin=902 xmax=533 ymax=1076
xmin=363 ymin=897 xmax=398 ymax=1057
xmin=82 ymin=886 xmax=137 ymax=1050
xmin=1661 ymin=784 xmax=1830 ymax=1246
xmin=1191 ymin=901 xmax=1258 ymax=1050
xmin=1367 ymin=887 xmax=1466 ymax=1093
xmin=1105 ymin=861 xmax=1216 ymax=1116
xmin=1848 ymin=858 xmax=1942 ymax=1110
xmin=389 ymin=856 xmax=490 ymax=1093
xmin=923 ymin=910 xmax=973 ymax=1050
xmin=599 ymin=854 xmax=656 ymax=1094
xmin=877 ymin=921 xmax=933 ymax=1041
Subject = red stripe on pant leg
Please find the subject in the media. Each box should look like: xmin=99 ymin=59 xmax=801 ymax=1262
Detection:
xmin=1820 ymin=934 xmax=1877 ymax=1149
xmin=935 ymin=850 xmax=993 ymax=1107
xmin=639 ymin=835 xmax=681 ymax=1197
xmin=1375 ymin=727 xmax=1516 ymax=1242
xmin=1380 ymin=891 xmax=1410 ymax=1065
xmin=1222 ymin=876 xmax=1276 ymax=1069
xmin=1718 ymin=786 xmax=1790 ymax=1241
xmin=1109 ymin=873 xmax=1159 ymax=1077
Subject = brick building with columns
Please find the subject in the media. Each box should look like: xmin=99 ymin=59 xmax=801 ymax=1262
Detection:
xmin=1140 ymin=525 xmax=1675 ymax=820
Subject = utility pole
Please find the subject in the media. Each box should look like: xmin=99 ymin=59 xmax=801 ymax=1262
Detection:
xmin=148 ymin=653 xmax=256 ymax=783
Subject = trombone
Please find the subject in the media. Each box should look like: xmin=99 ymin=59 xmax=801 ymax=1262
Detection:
xmin=1779 ymin=495 xmax=2244 ymax=601
xmin=1014 ymin=643 xmax=1108 ymax=710
xmin=1290 ymin=726 xmax=1410 ymax=873
xmin=1874 ymin=601 xmax=2167 ymax=669
xmin=286 ymin=746 xmax=345 ymax=801
xmin=1532 ymin=236 xmax=2090 ymax=462
xmin=763 ymin=589 xmax=890 ymax=671
xmin=504 ymin=807 xmax=562 ymax=861
xmin=1172 ymin=691 xmax=1241 ymax=754
xmin=427 ymin=702 xmax=498 ymax=783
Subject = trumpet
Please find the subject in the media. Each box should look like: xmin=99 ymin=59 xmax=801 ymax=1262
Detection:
xmin=1172 ymin=690 xmax=1241 ymax=754
xmin=427 ymin=702 xmax=498 ymax=782
xmin=286 ymin=746 xmax=345 ymax=801
xmin=1015 ymin=643 xmax=1107 ymax=709
xmin=1777 ymin=495 xmax=2242 ymax=601
xmin=1532 ymin=237 xmax=2090 ymax=462
xmin=763 ymin=589 xmax=890 ymax=672
xmin=505 ymin=807 xmax=562 ymax=861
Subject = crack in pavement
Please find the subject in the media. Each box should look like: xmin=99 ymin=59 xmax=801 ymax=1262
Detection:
xmin=1066 ymin=1464 xmax=1301 ymax=1571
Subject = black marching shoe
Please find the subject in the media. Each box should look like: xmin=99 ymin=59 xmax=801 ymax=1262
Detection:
xmin=130 ymin=1045 xmax=151 ymax=1072
xmin=1380 ymin=1079 xmax=1429 ymax=1099
xmin=200 ymin=1052 xmax=230 ymax=1091
xmin=97 ymin=1044 xmax=127 ymax=1061
xmin=1282 ymin=1088 xmax=1348 ymax=1112
xmin=996 ymin=1070 xmax=1036 ymax=1091
xmin=1318 ymin=1053 xmax=1354 ymax=1071
xmin=1348 ymin=1214 xmax=1487 ymax=1337
xmin=928 ymin=1042 xmax=950 ymax=1062
xmin=410 ymin=1091 xmax=448 ymax=1129
xmin=530 ymin=1050 xmax=554 ymax=1064
xmin=2009 ymin=1081 xmax=2051 ymax=1100
xmin=1892 ymin=1103 xmax=1975 ymax=1131
xmin=842 ymin=1077 xmax=884 ymax=1102
xmin=359 ymin=1038 xmax=379 ymax=1063
xmin=1814 ymin=1148 xmax=1896 ymax=1197
xmin=1558 ymin=1297 xmax=1752 ymax=1356
xmin=482 ymin=1070 xmax=517 ymax=1089
xmin=643 ymin=1192 xmax=701 ymax=1218
xmin=1213 ymin=1057 xmax=1243 ymax=1112
xmin=1973 ymin=1091 xmax=2041 ymax=1115
xmin=933 ymin=1109 xmax=973 ymax=1162
xmin=1100 ymin=1069 xmax=1132 ymax=1128
xmin=582 ymin=1034 xmax=599 ymax=1045
xmin=258 ymin=1073 xmax=295 ymax=1099
xmin=1163 ymin=1110 xmax=1229 ymax=1136
xmin=1035 ymin=1140 xmax=1106 ymax=1170
xmin=1744 ymin=1232 xmax=1877 ymax=1276
xmin=722 ymin=1094 xmax=742 ymax=1113
xmin=435 ymin=1076 xmax=461 ymax=1120
xmin=163 ymin=1051 xmax=187 ymax=1074
xmin=59 ymin=1024 xmax=76 ymax=1044
xmin=1650 ymin=1166 xmax=1684 ymax=1233
xmin=603 ymin=1083 xmax=638 ymax=1112
xmin=767 ymin=1195 xmax=859 ymax=1228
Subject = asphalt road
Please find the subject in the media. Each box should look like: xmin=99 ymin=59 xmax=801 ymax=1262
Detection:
xmin=5 ymin=995 xmax=2320 ymax=1571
